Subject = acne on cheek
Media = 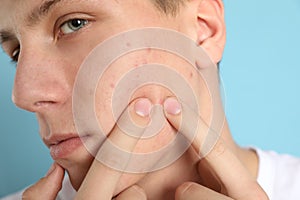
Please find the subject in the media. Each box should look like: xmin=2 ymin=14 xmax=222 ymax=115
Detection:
xmin=110 ymin=83 xmax=115 ymax=89
xmin=133 ymin=59 xmax=148 ymax=68
xmin=132 ymin=55 xmax=149 ymax=68
xmin=131 ymin=48 xmax=161 ymax=68
xmin=190 ymin=72 xmax=194 ymax=78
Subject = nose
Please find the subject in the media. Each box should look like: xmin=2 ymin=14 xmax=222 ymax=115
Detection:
xmin=13 ymin=46 xmax=71 ymax=113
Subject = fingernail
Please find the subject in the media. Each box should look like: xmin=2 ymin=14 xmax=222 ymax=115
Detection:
xmin=134 ymin=98 xmax=152 ymax=117
xmin=164 ymin=98 xmax=181 ymax=115
xmin=46 ymin=164 xmax=56 ymax=176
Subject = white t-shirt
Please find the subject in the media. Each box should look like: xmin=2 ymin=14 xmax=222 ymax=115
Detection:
xmin=255 ymin=148 xmax=300 ymax=200
xmin=2 ymin=148 xmax=300 ymax=200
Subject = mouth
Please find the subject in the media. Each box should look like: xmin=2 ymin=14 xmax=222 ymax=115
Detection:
xmin=45 ymin=134 xmax=90 ymax=160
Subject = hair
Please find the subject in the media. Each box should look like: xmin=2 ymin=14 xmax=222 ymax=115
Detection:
xmin=151 ymin=0 xmax=185 ymax=16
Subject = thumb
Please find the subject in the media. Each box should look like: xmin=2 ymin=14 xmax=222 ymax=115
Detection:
xmin=22 ymin=163 xmax=65 ymax=200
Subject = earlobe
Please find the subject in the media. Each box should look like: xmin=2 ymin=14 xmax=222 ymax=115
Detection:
xmin=196 ymin=0 xmax=226 ymax=64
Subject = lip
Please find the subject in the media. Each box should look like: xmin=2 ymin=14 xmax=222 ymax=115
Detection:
xmin=45 ymin=134 xmax=89 ymax=160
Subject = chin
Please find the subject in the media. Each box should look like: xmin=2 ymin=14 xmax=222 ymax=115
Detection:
xmin=53 ymin=145 xmax=94 ymax=190
xmin=67 ymin=162 xmax=146 ymax=196
xmin=53 ymin=125 xmax=175 ymax=193
xmin=56 ymin=146 xmax=146 ymax=194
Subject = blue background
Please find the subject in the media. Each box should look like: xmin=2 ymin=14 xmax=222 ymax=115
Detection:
xmin=1 ymin=0 xmax=300 ymax=197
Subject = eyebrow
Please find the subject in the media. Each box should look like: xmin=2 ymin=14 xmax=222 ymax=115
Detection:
xmin=0 ymin=30 xmax=15 ymax=46
xmin=0 ymin=0 xmax=64 ymax=46
xmin=27 ymin=0 xmax=63 ymax=26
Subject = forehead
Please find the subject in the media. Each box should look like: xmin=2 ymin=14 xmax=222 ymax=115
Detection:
xmin=0 ymin=0 xmax=32 ymax=30
xmin=0 ymin=1 xmax=15 ymax=27
xmin=0 ymin=0 xmax=69 ymax=29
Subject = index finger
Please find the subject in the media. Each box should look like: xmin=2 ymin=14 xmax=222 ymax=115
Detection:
xmin=75 ymin=98 xmax=152 ymax=200
xmin=164 ymin=98 xmax=268 ymax=200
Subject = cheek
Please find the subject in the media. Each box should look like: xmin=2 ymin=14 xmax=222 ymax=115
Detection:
xmin=94 ymin=79 xmax=117 ymax=135
xmin=93 ymin=52 xmax=153 ymax=134
xmin=93 ymin=50 xmax=212 ymax=152
xmin=168 ymin=54 xmax=213 ymax=124
xmin=185 ymin=69 xmax=212 ymax=126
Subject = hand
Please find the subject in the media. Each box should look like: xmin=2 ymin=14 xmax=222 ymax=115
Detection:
xmin=22 ymin=98 xmax=150 ymax=200
xmin=75 ymin=98 xmax=151 ymax=200
xmin=22 ymin=163 xmax=146 ymax=200
xmin=22 ymin=163 xmax=64 ymax=200
xmin=163 ymin=97 xmax=269 ymax=200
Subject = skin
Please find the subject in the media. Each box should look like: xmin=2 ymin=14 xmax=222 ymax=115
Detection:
xmin=0 ymin=0 xmax=269 ymax=199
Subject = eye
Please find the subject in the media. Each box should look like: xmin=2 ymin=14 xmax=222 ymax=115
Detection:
xmin=60 ymin=19 xmax=89 ymax=35
xmin=11 ymin=47 xmax=20 ymax=63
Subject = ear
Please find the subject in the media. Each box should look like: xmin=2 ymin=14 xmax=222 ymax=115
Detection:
xmin=196 ymin=0 xmax=226 ymax=64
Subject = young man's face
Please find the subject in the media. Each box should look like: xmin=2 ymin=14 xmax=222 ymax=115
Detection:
xmin=0 ymin=0 xmax=225 ymax=195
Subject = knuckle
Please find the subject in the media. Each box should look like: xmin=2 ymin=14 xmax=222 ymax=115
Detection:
xmin=22 ymin=179 xmax=46 ymax=199
xmin=207 ymin=140 xmax=227 ymax=159
xmin=22 ymin=177 xmax=55 ymax=200
xmin=22 ymin=187 xmax=36 ymax=200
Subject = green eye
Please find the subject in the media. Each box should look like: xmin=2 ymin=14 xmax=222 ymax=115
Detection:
xmin=60 ymin=19 xmax=89 ymax=34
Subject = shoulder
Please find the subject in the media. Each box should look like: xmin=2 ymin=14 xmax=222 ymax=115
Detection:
xmin=255 ymin=148 xmax=300 ymax=200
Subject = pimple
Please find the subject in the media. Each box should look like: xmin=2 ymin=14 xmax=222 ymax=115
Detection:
xmin=133 ymin=59 xmax=148 ymax=68
xmin=189 ymin=72 xmax=195 ymax=79
xmin=110 ymin=83 xmax=115 ymax=89
xmin=141 ymin=59 xmax=147 ymax=65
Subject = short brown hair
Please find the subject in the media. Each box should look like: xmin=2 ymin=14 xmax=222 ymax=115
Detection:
xmin=151 ymin=0 xmax=185 ymax=16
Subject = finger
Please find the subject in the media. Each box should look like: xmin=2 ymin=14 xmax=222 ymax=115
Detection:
xmin=175 ymin=182 xmax=233 ymax=200
xmin=75 ymin=98 xmax=152 ymax=200
xmin=22 ymin=163 xmax=65 ymax=200
xmin=203 ymin=141 xmax=268 ymax=199
xmin=115 ymin=185 xmax=147 ymax=200
xmin=163 ymin=97 xmax=208 ymax=156
xmin=164 ymin=98 xmax=268 ymax=200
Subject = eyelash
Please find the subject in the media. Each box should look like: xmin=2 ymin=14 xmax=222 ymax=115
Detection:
xmin=58 ymin=18 xmax=89 ymax=37
xmin=9 ymin=18 xmax=89 ymax=64
xmin=10 ymin=46 xmax=20 ymax=64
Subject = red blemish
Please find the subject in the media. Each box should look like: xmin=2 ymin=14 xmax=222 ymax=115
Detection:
xmin=126 ymin=42 xmax=131 ymax=47
xmin=141 ymin=59 xmax=147 ymax=65
xmin=134 ymin=59 xmax=148 ymax=68
xmin=190 ymin=72 xmax=194 ymax=78
xmin=110 ymin=83 xmax=115 ymax=89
